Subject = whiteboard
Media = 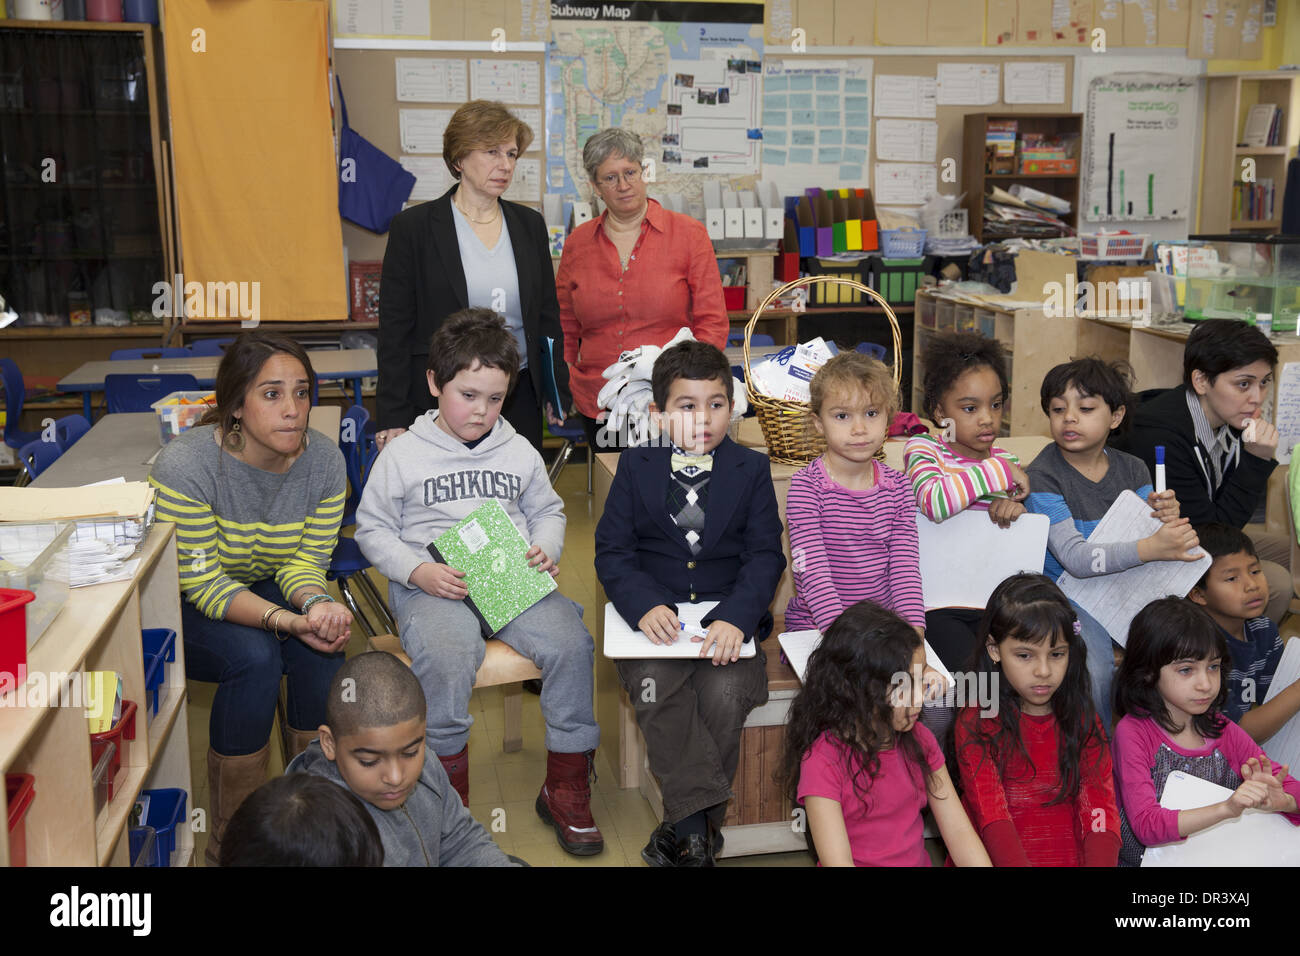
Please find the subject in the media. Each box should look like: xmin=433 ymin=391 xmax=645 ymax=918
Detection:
xmin=915 ymin=509 xmax=1049 ymax=610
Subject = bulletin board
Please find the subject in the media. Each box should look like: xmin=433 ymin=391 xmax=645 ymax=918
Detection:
xmin=333 ymin=48 xmax=546 ymax=264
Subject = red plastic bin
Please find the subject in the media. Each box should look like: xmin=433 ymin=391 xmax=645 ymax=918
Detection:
xmin=0 ymin=589 xmax=35 ymax=689
xmin=89 ymin=699 xmax=137 ymax=801
xmin=6 ymin=773 xmax=35 ymax=867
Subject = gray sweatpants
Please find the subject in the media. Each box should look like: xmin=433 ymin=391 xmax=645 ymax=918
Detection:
xmin=390 ymin=585 xmax=601 ymax=757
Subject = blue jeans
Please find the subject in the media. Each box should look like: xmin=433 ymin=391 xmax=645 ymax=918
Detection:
xmin=182 ymin=579 xmax=345 ymax=755
xmin=1071 ymin=600 xmax=1115 ymax=733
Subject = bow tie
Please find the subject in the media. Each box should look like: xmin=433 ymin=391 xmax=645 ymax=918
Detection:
xmin=671 ymin=452 xmax=714 ymax=475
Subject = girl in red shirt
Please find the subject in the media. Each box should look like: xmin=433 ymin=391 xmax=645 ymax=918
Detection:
xmin=952 ymin=573 xmax=1121 ymax=866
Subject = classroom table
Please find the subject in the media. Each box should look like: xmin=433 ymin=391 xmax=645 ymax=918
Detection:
xmin=32 ymin=406 xmax=341 ymax=487
xmin=56 ymin=349 xmax=377 ymax=418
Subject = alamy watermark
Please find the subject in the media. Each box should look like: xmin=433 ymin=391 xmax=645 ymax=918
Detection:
xmin=1043 ymin=275 xmax=1150 ymax=324
xmin=152 ymin=272 xmax=261 ymax=327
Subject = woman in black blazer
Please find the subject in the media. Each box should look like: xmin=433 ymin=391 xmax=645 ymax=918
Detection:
xmin=375 ymin=101 xmax=570 ymax=452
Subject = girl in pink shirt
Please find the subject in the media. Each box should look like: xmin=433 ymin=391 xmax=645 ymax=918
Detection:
xmin=1113 ymin=597 xmax=1300 ymax=866
xmin=780 ymin=601 xmax=991 ymax=867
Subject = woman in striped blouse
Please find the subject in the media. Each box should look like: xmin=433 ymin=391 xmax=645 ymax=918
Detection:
xmin=904 ymin=332 xmax=1031 ymax=671
xmin=149 ymin=331 xmax=351 ymax=866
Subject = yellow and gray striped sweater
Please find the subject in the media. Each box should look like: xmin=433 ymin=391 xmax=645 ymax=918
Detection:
xmin=148 ymin=424 xmax=347 ymax=619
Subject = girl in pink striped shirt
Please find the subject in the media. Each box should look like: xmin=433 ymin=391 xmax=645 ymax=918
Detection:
xmin=905 ymin=332 xmax=1032 ymax=670
xmin=785 ymin=353 xmax=926 ymax=635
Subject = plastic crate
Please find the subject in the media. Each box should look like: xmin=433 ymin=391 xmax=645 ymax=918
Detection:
xmin=89 ymin=699 xmax=137 ymax=804
xmin=880 ymin=228 xmax=927 ymax=258
xmin=6 ymin=773 xmax=35 ymax=867
xmin=804 ymin=257 xmax=870 ymax=306
xmin=150 ymin=390 xmax=216 ymax=445
xmin=135 ymin=788 xmax=186 ymax=867
xmin=869 ymin=256 xmax=933 ymax=306
xmin=0 ymin=522 xmax=73 ymax=652
xmin=141 ymin=628 xmax=176 ymax=721
xmin=1079 ymin=232 xmax=1150 ymax=259
xmin=129 ymin=825 xmax=157 ymax=867
xmin=721 ymin=286 xmax=746 ymax=310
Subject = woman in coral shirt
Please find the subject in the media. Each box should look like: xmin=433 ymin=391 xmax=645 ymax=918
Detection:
xmin=556 ymin=128 xmax=728 ymax=450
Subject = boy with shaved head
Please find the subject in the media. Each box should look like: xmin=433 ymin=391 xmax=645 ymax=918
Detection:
xmin=288 ymin=652 xmax=515 ymax=866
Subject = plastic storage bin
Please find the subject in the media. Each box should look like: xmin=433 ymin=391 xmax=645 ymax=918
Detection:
xmin=6 ymin=773 xmax=35 ymax=867
xmin=0 ymin=522 xmax=73 ymax=652
xmin=879 ymin=228 xmax=927 ymax=258
xmin=141 ymin=628 xmax=176 ymax=721
xmin=0 ymin=590 xmax=36 ymax=688
xmin=129 ymin=825 xmax=157 ymax=867
xmin=89 ymin=699 xmax=137 ymax=803
xmin=804 ymin=257 xmax=869 ymax=306
xmin=135 ymin=788 xmax=186 ymax=866
xmin=92 ymin=740 xmax=117 ymax=816
xmin=869 ymin=257 xmax=933 ymax=306
xmin=151 ymin=391 xmax=216 ymax=445
xmin=1079 ymin=232 xmax=1150 ymax=259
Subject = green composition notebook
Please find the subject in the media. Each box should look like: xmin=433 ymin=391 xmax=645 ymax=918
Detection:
xmin=426 ymin=499 xmax=556 ymax=636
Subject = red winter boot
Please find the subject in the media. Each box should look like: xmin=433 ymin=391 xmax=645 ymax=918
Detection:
xmin=438 ymin=746 xmax=469 ymax=806
xmin=535 ymin=750 xmax=604 ymax=856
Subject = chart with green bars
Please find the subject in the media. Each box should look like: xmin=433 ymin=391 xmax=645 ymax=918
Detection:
xmin=1084 ymin=73 xmax=1197 ymax=222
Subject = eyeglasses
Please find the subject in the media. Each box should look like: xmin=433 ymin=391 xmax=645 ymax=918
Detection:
xmin=598 ymin=169 xmax=643 ymax=188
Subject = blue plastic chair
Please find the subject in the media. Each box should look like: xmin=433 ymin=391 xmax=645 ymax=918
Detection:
xmin=547 ymin=417 xmax=592 ymax=494
xmin=54 ymin=414 xmax=92 ymax=450
xmin=186 ymin=338 xmax=235 ymax=356
xmin=327 ymin=417 xmax=391 ymax=636
xmin=1 ymin=358 xmax=43 ymax=450
xmin=104 ymin=374 xmax=200 ymax=413
xmin=726 ymin=331 xmax=775 ymax=348
xmin=14 ymin=437 xmax=63 ymax=486
xmin=109 ymin=347 xmax=192 ymax=361
xmin=855 ymin=342 xmax=888 ymax=362
xmin=339 ymin=405 xmax=372 ymax=525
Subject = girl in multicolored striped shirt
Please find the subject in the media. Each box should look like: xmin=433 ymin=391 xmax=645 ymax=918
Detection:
xmin=149 ymin=331 xmax=351 ymax=865
xmin=785 ymin=352 xmax=925 ymax=634
xmin=905 ymin=332 xmax=1030 ymax=670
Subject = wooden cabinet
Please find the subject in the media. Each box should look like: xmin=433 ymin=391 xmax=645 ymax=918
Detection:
xmin=0 ymin=523 xmax=193 ymax=867
xmin=1200 ymin=72 xmax=1300 ymax=234
xmin=961 ymin=113 xmax=1083 ymax=243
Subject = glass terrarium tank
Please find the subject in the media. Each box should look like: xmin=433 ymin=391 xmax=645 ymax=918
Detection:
xmin=1184 ymin=235 xmax=1300 ymax=334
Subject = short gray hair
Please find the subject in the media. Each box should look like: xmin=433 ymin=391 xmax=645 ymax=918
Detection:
xmin=582 ymin=128 xmax=645 ymax=182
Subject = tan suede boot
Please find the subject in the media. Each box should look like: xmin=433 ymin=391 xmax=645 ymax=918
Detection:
xmin=205 ymin=743 xmax=270 ymax=867
xmin=281 ymin=726 xmax=319 ymax=765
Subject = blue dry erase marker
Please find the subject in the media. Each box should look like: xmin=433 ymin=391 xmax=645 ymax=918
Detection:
xmin=1154 ymin=446 xmax=1166 ymax=494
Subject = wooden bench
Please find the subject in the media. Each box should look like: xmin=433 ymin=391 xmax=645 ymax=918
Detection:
xmin=368 ymin=633 xmax=542 ymax=753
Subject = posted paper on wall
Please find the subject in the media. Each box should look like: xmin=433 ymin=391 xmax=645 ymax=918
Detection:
xmin=874 ymin=75 xmax=937 ymax=118
xmin=935 ymin=63 xmax=1000 ymax=105
xmin=761 ymin=58 xmax=873 ymax=197
xmin=502 ymin=158 xmax=542 ymax=202
xmin=336 ymin=0 xmax=430 ymax=36
xmin=395 ymin=58 xmax=468 ymax=102
xmin=876 ymin=120 xmax=937 ymax=162
xmin=1274 ymin=362 xmax=1300 ymax=465
xmin=400 ymin=155 xmax=454 ymax=201
xmin=1260 ymin=638 xmax=1300 ymax=769
xmin=1056 ymin=491 xmax=1211 ymax=646
xmin=470 ymin=59 xmax=541 ymax=104
xmin=873 ymin=162 xmax=937 ymax=205
xmin=399 ymin=109 xmax=454 ymax=154
xmin=1004 ymin=62 xmax=1066 ymax=104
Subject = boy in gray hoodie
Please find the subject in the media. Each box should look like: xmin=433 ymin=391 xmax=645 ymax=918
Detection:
xmin=355 ymin=308 xmax=602 ymax=856
xmin=288 ymin=651 xmax=515 ymax=866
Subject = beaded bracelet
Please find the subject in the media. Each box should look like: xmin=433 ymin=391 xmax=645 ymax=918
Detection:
xmin=299 ymin=593 xmax=336 ymax=614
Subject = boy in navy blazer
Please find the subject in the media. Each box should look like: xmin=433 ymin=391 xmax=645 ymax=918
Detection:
xmin=595 ymin=341 xmax=786 ymax=867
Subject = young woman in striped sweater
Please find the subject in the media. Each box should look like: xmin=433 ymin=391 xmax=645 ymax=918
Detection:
xmin=904 ymin=332 xmax=1030 ymax=671
xmin=149 ymin=331 xmax=352 ymax=865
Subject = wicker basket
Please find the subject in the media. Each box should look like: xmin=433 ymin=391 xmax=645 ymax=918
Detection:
xmin=743 ymin=275 xmax=903 ymax=466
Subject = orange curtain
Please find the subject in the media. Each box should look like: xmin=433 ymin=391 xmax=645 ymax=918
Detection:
xmin=164 ymin=0 xmax=345 ymax=321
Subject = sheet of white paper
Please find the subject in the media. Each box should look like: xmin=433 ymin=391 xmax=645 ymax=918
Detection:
xmin=335 ymin=0 xmax=381 ymax=35
xmin=399 ymin=108 xmax=454 ymax=153
xmin=778 ymin=630 xmax=953 ymax=688
xmin=400 ymin=155 xmax=455 ymax=201
xmin=935 ymin=63 xmax=1000 ymax=105
xmin=873 ymin=75 xmax=937 ymax=118
xmin=383 ymin=0 xmax=430 ymax=37
xmin=1260 ymin=637 xmax=1300 ymax=769
xmin=915 ymin=510 xmax=1049 ymax=610
xmin=875 ymin=119 xmax=938 ymax=162
xmin=873 ymin=162 xmax=938 ymax=205
xmin=513 ymin=108 xmax=543 ymax=140
xmin=395 ymin=58 xmax=468 ymax=103
xmin=603 ymin=601 xmax=757 ymax=659
xmin=469 ymin=59 xmax=541 ymax=104
xmin=1056 ymin=491 xmax=1211 ymax=646
xmin=1004 ymin=63 xmax=1066 ymax=104
xmin=1272 ymin=362 xmax=1300 ymax=465
xmin=502 ymin=158 xmax=541 ymax=202
xmin=1142 ymin=771 xmax=1300 ymax=866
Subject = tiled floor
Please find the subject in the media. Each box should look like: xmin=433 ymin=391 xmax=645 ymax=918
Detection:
xmin=186 ymin=462 xmax=815 ymax=867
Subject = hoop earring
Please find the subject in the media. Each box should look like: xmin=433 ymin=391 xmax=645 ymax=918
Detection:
xmin=225 ymin=419 xmax=245 ymax=452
